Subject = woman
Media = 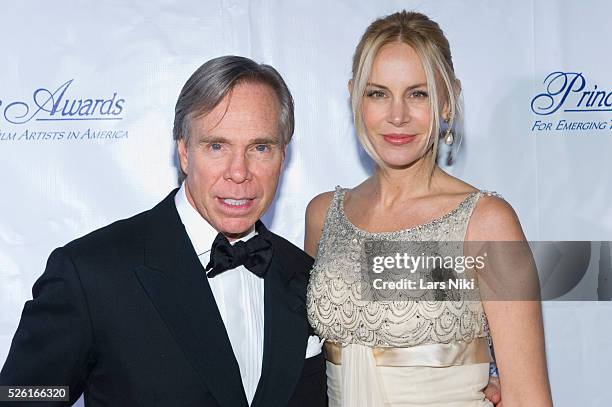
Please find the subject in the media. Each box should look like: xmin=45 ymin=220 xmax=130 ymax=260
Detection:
xmin=305 ymin=11 xmax=552 ymax=407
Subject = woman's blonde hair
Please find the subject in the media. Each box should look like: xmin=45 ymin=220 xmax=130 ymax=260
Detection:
xmin=351 ymin=11 xmax=461 ymax=170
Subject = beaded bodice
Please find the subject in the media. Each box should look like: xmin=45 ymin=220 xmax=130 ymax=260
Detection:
xmin=307 ymin=187 xmax=491 ymax=348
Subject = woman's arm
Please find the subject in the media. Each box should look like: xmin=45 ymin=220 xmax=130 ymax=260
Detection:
xmin=304 ymin=191 xmax=334 ymax=257
xmin=466 ymin=195 xmax=553 ymax=407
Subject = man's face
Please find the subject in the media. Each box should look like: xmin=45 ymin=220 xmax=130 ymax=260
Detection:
xmin=178 ymin=81 xmax=285 ymax=238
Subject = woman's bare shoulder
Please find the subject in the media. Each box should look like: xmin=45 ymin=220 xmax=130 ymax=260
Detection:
xmin=467 ymin=193 xmax=526 ymax=241
xmin=305 ymin=190 xmax=336 ymax=224
xmin=304 ymin=190 xmax=337 ymax=257
xmin=431 ymin=169 xmax=478 ymax=197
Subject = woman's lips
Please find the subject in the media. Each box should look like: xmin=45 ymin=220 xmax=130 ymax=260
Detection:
xmin=382 ymin=134 xmax=417 ymax=145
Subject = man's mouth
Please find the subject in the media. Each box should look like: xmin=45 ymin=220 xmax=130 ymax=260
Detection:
xmin=217 ymin=197 xmax=256 ymax=211
xmin=222 ymin=198 xmax=251 ymax=206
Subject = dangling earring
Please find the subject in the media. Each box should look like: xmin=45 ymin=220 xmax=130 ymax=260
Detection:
xmin=444 ymin=128 xmax=454 ymax=145
xmin=443 ymin=118 xmax=454 ymax=145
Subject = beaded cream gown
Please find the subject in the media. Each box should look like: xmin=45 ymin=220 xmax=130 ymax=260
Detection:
xmin=307 ymin=188 xmax=494 ymax=407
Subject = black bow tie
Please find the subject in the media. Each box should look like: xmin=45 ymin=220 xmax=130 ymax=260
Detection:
xmin=205 ymin=229 xmax=273 ymax=279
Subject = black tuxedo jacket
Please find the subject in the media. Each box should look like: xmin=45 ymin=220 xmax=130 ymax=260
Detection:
xmin=0 ymin=190 xmax=326 ymax=407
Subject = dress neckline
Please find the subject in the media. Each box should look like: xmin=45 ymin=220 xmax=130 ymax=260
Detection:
xmin=338 ymin=188 xmax=479 ymax=236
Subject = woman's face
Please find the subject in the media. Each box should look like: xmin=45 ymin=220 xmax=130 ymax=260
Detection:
xmin=361 ymin=41 xmax=434 ymax=169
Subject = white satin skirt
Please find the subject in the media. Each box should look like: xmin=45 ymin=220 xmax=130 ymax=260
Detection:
xmin=326 ymin=343 xmax=493 ymax=407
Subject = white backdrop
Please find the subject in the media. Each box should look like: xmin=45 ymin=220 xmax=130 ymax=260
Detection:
xmin=1 ymin=1 xmax=611 ymax=406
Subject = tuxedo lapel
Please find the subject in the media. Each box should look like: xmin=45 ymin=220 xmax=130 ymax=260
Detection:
xmin=134 ymin=191 xmax=248 ymax=407
xmin=251 ymin=229 xmax=309 ymax=407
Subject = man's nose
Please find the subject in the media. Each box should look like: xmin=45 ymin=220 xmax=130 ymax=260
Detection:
xmin=223 ymin=150 xmax=251 ymax=183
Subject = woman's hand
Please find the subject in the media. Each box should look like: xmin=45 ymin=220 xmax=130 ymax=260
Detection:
xmin=484 ymin=376 xmax=503 ymax=406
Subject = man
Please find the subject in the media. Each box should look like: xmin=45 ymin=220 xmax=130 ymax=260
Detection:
xmin=0 ymin=56 xmax=326 ymax=406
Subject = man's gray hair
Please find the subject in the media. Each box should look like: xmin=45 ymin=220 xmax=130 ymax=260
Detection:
xmin=173 ymin=55 xmax=295 ymax=147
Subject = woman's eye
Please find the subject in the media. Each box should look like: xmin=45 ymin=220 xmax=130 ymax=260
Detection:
xmin=366 ymin=90 xmax=386 ymax=98
xmin=410 ymin=90 xmax=428 ymax=98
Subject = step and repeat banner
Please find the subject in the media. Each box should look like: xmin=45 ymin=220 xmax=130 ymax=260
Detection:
xmin=1 ymin=1 xmax=610 ymax=405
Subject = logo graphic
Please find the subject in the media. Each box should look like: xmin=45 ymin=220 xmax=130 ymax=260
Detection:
xmin=0 ymin=80 xmax=125 ymax=124
xmin=531 ymin=71 xmax=612 ymax=115
xmin=530 ymin=71 xmax=612 ymax=132
xmin=0 ymin=80 xmax=128 ymax=142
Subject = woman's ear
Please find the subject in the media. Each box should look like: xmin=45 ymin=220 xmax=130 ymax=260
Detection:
xmin=454 ymin=78 xmax=462 ymax=94
xmin=348 ymin=79 xmax=353 ymax=97
xmin=443 ymin=79 xmax=462 ymax=121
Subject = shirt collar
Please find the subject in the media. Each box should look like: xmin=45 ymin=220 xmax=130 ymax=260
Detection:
xmin=174 ymin=183 xmax=256 ymax=256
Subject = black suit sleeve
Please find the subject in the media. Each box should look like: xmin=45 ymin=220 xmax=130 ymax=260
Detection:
xmin=0 ymin=248 xmax=95 ymax=406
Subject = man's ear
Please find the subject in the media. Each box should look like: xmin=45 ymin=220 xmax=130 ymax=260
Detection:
xmin=348 ymin=79 xmax=354 ymax=98
xmin=177 ymin=139 xmax=189 ymax=175
xmin=280 ymin=143 xmax=288 ymax=167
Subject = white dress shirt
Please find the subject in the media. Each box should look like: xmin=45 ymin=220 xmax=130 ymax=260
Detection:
xmin=174 ymin=184 xmax=264 ymax=405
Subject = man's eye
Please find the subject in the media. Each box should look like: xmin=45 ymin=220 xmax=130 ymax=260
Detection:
xmin=255 ymin=144 xmax=269 ymax=152
xmin=209 ymin=143 xmax=222 ymax=151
